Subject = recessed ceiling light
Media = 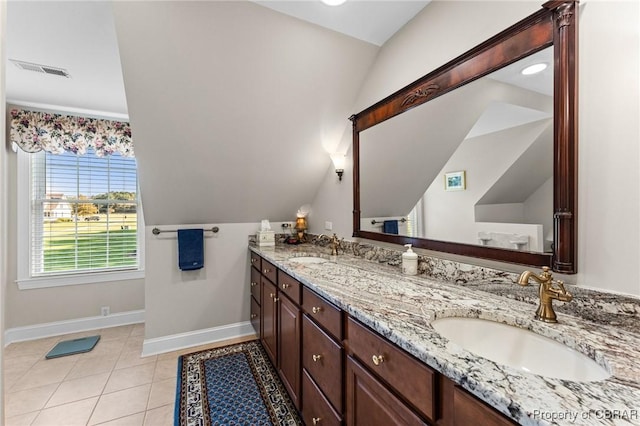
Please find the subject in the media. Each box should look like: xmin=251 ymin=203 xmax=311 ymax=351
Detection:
xmin=321 ymin=0 xmax=347 ymax=6
xmin=521 ymin=63 xmax=548 ymax=75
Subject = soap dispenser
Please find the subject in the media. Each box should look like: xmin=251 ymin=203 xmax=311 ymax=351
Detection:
xmin=402 ymin=244 xmax=418 ymax=275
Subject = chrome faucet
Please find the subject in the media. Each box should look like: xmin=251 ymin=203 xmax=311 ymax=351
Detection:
xmin=315 ymin=233 xmax=343 ymax=256
xmin=518 ymin=266 xmax=572 ymax=323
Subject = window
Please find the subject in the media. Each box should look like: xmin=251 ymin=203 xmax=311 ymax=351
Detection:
xmin=30 ymin=148 xmax=140 ymax=275
xmin=12 ymin=108 xmax=143 ymax=288
xmin=17 ymin=148 xmax=144 ymax=288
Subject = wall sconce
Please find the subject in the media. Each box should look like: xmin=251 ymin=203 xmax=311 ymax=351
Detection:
xmin=330 ymin=153 xmax=346 ymax=182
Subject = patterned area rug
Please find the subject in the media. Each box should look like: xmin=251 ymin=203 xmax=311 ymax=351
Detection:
xmin=175 ymin=340 xmax=302 ymax=426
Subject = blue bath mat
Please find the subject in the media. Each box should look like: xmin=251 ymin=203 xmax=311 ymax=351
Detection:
xmin=46 ymin=335 xmax=100 ymax=359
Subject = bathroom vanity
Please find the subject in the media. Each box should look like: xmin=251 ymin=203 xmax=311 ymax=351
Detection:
xmin=248 ymin=241 xmax=640 ymax=426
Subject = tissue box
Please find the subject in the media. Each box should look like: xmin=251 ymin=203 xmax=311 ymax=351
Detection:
xmin=256 ymin=230 xmax=275 ymax=246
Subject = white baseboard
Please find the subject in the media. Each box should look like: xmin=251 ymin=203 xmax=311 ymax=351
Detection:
xmin=4 ymin=310 xmax=145 ymax=346
xmin=142 ymin=321 xmax=255 ymax=357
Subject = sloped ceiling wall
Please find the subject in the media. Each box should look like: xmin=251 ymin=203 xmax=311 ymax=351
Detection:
xmin=111 ymin=1 xmax=378 ymax=226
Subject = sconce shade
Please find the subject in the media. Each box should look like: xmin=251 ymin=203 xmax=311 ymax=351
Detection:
xmin=331 ymin=153 xmax=346 ymax=181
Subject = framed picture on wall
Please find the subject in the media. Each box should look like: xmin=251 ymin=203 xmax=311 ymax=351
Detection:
xmin=444 ymin=171 xmax=466 ymax=191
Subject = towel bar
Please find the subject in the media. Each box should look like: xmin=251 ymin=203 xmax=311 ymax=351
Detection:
xmin=370 ymin=218 xmax=407 ymax=225
xmin=152 ymin=227 xmax=219 ymax=235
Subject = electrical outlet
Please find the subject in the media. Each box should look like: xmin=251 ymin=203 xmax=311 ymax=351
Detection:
xmin=325 ymin=221 xmax=333 ymax=231
xmin=101 ymin=306 xmax=110 ymax=316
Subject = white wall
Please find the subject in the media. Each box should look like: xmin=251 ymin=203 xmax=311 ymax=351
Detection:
xmin=1 ymin=0 xmax=7 ymax=417
xmin=577 ymin=0 xmax=640 ymax=295
xmin=311 ymin=1 xmax=640 ymax=296
xmin=112 ymin=1 xmax=378 ymax=227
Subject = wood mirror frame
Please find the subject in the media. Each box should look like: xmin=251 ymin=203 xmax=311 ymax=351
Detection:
xmin=351 ymin=1 xmax=577 ymax=273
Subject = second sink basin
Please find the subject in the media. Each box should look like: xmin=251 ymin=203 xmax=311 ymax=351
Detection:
xmin=431 ymin=317 xmax=610 ymax=382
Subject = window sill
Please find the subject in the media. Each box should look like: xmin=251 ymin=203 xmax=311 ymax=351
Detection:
xmin=16 ymin=269 xmax=145 ymax=290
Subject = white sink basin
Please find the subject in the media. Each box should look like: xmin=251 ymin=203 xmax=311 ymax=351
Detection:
xmin=289 ymin=256 xmax=329 ymax=264
xmin=431 ymin=317 xmax=610 ymax=382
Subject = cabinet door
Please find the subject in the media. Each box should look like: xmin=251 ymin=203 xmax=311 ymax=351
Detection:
xmin=278 ymin=294 xmax=301 ymax=409
xmin=261 ymin=277 xmax=278 ymax=365
xmin=250 ymin=296 xmax=260 ymax=336
xmin=346 ymin=356 xmax=427 ymax=426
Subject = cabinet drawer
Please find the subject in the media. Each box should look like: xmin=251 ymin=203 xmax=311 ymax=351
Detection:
xmin=302 ymin=287 xmax=342 ymax=340
xmin=302 ymin=315 xmax=343 ymax=413
xmin=453 ymin=386 xmax=516 ymax=426
xmin=261 ymin=259 xmax=277 ymax=283
xmin=250 ymin=252 xmax=261 ymax=270
xmin=346 ymin=317 xmax=436 ymax=422
xmin=278 ymin=270 xmax=301 ymax=305
xmin=346 ymin=356 xmax=427 ymax=426
xmin=250 ymin=267 xmax=261 ymax=302
xmin=250 ymin=296 xmax=260 ymax=336
xmin=302 ymin=369 xmax=342 ymax=426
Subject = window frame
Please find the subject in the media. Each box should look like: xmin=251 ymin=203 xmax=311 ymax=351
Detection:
xmin=16 ymin=148 xmax=145 ymax=290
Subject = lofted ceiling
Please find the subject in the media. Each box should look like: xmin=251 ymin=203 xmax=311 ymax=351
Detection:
xmin=5 ymin=1 xmax=428 ymax=117
xmin=5 ymin=1 xmax=427 ymax=226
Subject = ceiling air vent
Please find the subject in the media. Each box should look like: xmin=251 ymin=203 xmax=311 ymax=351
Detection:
xmin=10 ymin=59 xmax=71 ymax=78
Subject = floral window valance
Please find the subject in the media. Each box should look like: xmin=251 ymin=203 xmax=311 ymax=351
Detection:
xmin=10 ymin=108 xmax=134 ymax=157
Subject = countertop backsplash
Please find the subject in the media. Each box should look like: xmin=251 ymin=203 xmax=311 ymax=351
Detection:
xmin=250 ymin=233 xmax=640 ymax=333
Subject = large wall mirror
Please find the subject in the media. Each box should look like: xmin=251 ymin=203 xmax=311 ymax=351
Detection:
xmin=351 ymin=2 xmax=578 ymax=273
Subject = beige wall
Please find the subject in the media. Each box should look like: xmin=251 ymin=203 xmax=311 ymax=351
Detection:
xmin=310 ymin=1 xmax=640 ymax=296
xmin=143 ymin=222 xmax=275 ymax=340
xmin=3 ymin=150 xmax=145 ymax=329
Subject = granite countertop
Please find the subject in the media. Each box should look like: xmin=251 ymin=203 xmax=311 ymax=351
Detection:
xmin=249 ymin=242 xmax=640 ymax=426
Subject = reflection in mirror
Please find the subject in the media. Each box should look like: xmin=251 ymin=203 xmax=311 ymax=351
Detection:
xmin=352 ymin=1 xmax=578 ymax=272
xmin=360 ymin=48 xmax=553 ymax=253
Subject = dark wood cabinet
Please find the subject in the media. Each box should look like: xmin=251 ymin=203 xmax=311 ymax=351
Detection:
xmin=302 ymin=314 xmax=343 ymax=414
xmin=250 ymin=296 xmax=260 ymax=336
xmin=261 ymin=277 xmax=278 ymax=365
xmin=250 ymin=267 xmax=261 ymax=301
xmin=250 ymin=251 xmax=519 ymax=426
xmin=278 ymin=292 xmax=301 ymax=409
xmin=346 ymin=317 xmax=436 ymax=422
xmin=302 ymin=286 xmax=342 ymax=340
xmin=249 ymin=254 xmax=262 ymax=338
xmin=302 ymin=369 xmax=342 ymax=426
xmin=346 ymin=355 xmax=428 ymax=426
xmin=446 ymin=384 xmax=517 ymax=426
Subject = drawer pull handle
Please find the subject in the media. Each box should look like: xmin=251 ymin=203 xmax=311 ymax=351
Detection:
xmin=281 ymin=283 xmax=290 ymax=289
xmin=312 ymin=354 xmax=322 ymax=362
xmin=252 ymin=258 xmax=257 ymax=263
xmin=263 ymin=268 xmax=271 ymax=274
xmin=312 ymin=418 xmax=321 ymax=425
xmin=270 ymin=293 xmax=275 ymax=299
xmin=250 ymin=314 xmax=257 ymax=319
xmin=372 ymin=354 xmax=385 ymax=366
xmin=251 ymin=282 xmax=258 ymax=287
xmin=312 ymin=306 xmax=322 ymax=314
xmin=273 ymin=297 xmax=279 ymax=303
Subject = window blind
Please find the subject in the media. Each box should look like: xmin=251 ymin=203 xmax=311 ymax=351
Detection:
xmin=31 ymin=148 xmax=139 ymax=276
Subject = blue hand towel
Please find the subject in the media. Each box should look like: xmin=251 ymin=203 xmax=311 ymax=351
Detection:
xmin=178 ymin=229 xmax=204 ymax=271
xmin=383 ymin=220 xmax=399 ymax=234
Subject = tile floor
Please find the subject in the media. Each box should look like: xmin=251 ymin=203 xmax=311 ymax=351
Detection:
xmin=3 ymin=324 xmax=255 ymax=425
